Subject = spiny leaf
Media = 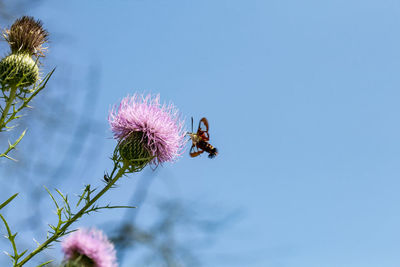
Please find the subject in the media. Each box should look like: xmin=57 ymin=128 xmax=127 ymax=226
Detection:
xmin=36 ymin=260 xmax=54 ymax=267
xmin=44 ymin=186 xmax=59 ymax=210
xmin=0 ymin=193 xmax=18 ymax=210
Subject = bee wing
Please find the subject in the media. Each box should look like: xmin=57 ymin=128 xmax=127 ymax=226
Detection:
xmin=190 ymin=144 xmax=204 ymax=157
xmin=198 ymin=117 xmax=210 ymax=140
xmin=198 ymin=118 xmax=209 ymax=132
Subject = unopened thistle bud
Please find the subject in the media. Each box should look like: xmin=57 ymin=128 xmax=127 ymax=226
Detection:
xmin=0 ymin=16 xmax=48 ymax=87
xmin=109 ymin=94 xmax=187 ymax=168
xmin=0 ymin=53 xmax=39 ymax=87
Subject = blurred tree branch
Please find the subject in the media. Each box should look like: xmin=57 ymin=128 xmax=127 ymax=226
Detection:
xmin=108 ymin=170 xmax=238 ymax=267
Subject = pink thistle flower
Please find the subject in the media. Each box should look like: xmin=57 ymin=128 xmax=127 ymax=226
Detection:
xmin=108 ymin=93 xmax=186 ymax=165
xmin=61 ymin=228 xmax=117 ymax=267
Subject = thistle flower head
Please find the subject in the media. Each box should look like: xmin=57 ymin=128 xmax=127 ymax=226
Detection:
xmin=62 ymin=228 xmax=117 ymax=267
xmin=0 ymin=16 xmax=48 ymax=88
xmin=109 ymin=93 xmax=186 ymax=166
xmin=3 ymin=16 xmax=48 ymax=56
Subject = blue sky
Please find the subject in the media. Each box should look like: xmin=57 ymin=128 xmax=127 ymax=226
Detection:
xmin=3 ymin=0 xmax=400 ymax=266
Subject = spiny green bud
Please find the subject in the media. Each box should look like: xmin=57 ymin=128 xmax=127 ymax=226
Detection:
xmin=118 ymin=131 xmax=152 ymax=168
xmin=64 ymin=254 xmax=95 ymax=267
xmin=71 ymin=257 xmax=95 ymax=267
xmin=0 ymin=53 xmax=39 ymax=87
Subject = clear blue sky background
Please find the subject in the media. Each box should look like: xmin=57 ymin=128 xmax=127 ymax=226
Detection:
xmin=6 ymin=0 xmax=400 ymax=266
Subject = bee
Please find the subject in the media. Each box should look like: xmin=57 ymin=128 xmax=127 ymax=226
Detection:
xmin=188 ymin=117 xmax=218 ymax=158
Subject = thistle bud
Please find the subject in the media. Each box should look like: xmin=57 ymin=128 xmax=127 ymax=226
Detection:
xmin=0 ymin=53 xmax=39 ymax=87
xmin=118 ymin=131 xmax=152 ymax=168
xmin=64 ymin=254 xmax=95 ymax=267
xmin=0 ymin=16 xmax=48 ymax=88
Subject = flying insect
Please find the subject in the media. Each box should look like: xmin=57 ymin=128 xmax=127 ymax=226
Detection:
xmin=188 ymin=117 xmax=218 ymax=158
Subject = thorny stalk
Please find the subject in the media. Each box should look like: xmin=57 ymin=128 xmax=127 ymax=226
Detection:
xmin=15 ymin=163 xmax=128 ymax=266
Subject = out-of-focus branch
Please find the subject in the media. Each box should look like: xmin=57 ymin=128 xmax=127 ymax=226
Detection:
xmin=109 ymin=169 xmax=237 ymax=267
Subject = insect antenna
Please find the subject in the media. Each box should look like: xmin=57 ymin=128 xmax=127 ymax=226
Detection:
xmin=191 ymin=117 xmax=194 ymax=132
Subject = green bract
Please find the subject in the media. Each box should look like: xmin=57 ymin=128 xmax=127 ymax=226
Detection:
xmin=118 ymin=131 xmax=152 ymax=168
xmin=0 ymin=53 xmax=39 ymax=88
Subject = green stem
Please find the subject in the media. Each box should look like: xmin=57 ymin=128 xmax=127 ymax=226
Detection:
xmin=0 ymin=85 xmax=17 ymax=131
xmin=0 ymin=214 xmax=19 ymax=266
xmin=17 ymin=164 xmax=128 ymax=266
xmin=0 ymin=129 xmax=26 ymax=160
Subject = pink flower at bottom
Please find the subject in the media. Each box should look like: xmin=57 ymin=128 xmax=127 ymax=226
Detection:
xmin=62 ymin=228 xmax=117 ymax=267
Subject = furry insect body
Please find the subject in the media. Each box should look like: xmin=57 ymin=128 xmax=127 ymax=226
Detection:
xmin=198 ymin=139 xmax=218 ymax=158
xmin=188 ymin=117 xmax=218 ymax=158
